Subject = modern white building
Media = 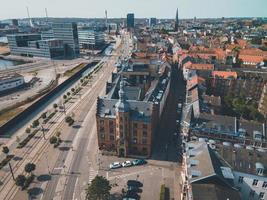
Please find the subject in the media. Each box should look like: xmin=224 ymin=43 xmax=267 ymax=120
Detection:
xmin=0 ymin=73 xmax=25 ymax=93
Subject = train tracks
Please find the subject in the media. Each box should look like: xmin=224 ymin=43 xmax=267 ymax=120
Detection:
xmin=0 ymin=58 xmax=113 ymax=200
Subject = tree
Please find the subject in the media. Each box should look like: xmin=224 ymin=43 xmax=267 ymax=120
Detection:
xmin=53 ymin=103 xmax=58 ymax=109
xmin=63 ymin=95 xmax=67 ymax=99
xmin=71 ymin=88 xmax=75 ymax=93
xmin=32 ymin=120 xmax=39 ymax=128
xmin=49 ymin=136 xmax=57 ymax=144
xmin=85 ymin=175 xmax=111 ymax=200
xmin=41 ymin=112 xmax=47 ymax=119
xmin=56 ymin=131 xmax=61 ymax=138
xmin=25 ymin=127 xmax=31 ymax=134
xmin=24 ymin=163 xmax=36 ymax=175
xmin=15 ymin=174 xmax=26 ymax=188
xmin=2 ymin=146 xmax=9 ymax=155
xmin=67 ymin=92 xmax=71 ymax=96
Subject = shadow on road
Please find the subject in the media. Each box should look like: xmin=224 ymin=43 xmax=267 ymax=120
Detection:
xmin=58 ymin=146 xmax=70 ymax=151
xmin=37 ymin=174 xmax=52 ymax=182
xmin=27 ymin=187 xmax=43 ymax=196
xmin=151 ymin=64 xmax=185 ymax=162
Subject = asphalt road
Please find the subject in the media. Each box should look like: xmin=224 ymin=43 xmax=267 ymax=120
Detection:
xmin=152 ymin=63 xmax=186 ymax=162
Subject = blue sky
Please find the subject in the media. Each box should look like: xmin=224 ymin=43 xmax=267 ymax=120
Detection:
xmin=0 ymin=0 xmax=267 ymax=20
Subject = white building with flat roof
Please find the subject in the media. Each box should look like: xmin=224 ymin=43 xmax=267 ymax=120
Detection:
xmin=0 ymin=73 xmax=25 ymax=93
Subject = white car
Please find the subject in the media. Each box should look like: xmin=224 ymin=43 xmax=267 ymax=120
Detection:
xmin=122 ymin=160 xmax=132 ymax=167
xmin=109 ymin=162 xmax=122 ymax=169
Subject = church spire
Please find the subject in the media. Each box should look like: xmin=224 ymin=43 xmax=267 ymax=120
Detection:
xmin=175 ymin=8 xmax=179 ymax=31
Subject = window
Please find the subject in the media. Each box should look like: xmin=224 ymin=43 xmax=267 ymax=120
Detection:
xmin=143 ymin=131 xmax=147 ymax=137
xmin=133 ymin=123 xmax=138 ymax=128
xmin=249 ymin=190 xmax=255 ymax=197
xmin=100 ymin=127 xmax=104 ymax=132
xmin=133 ymin=130 xmax=137 ymax=137
xmin=262 ymin=181 xmax=267 ymax=188
xmin=143 ymin=124 xmax=148 ymax=129
xmin=252 ymin=179 xmax=258 ymax=186
xmin=110 ymin=135 xmax=114 ymax=141
xmin=133 ymin=138 xmax=137 ymax=144
xmin=259 ymin=192 xmax=265 ymax=199
xmin=142 ymin=138 xmax=147 ymax=144
xmin=100 ymin=133 xmax=105 ymax=139
xmin=238 ymin=176 xmax=244 ymax=184
xmin=109 ymin=121 xmax=114 ymax=127
xmin=100 ymin=120 xmax=104 ymax=125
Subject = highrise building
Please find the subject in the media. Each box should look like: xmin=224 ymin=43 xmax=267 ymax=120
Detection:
xmin=52 ymin=22 xmax=80 ymax=58
xmin=175 ymin=8 xmax=179 ymax=31
xmin=12 ymin=19 xmax=18 ymax=27
xmin=149 ymin=18 xmax=157 ymax=27
xmin=127 ymin=13 xmax=135 ymax=29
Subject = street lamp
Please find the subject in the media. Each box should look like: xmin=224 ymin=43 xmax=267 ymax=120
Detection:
xmin=39 ymin=118 xmax=46 ymax=140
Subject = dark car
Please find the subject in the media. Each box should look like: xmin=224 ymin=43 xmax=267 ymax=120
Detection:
xmin=127 ymin=180 xmax=143 ymax=188
xmin=124 ymin=191 xmax=140 ymax=200
xmin=132 ymin=159 xmax=147 ymax=166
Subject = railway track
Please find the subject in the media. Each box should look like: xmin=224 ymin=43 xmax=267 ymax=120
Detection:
xmin=0 ymin=60 xmax=111 ymax=200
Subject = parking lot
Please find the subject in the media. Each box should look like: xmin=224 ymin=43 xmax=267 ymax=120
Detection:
xmin=98 ymin=155 xmax=180 ymax=200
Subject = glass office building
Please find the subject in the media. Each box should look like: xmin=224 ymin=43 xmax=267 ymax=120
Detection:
xmin=52 ymin=22 xmax=80 ymax=58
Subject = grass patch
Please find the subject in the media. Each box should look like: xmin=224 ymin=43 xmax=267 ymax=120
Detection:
xmin=64 ymin=63 xmax=87 ymax=77
xmin=0 ymin=107 xmax=24 ymax=126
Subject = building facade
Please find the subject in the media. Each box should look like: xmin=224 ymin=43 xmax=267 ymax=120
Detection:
xmin=0 ymin=73 xmax=24 ymax=92
xmin=7 ymin=34 xmax=65 ymax=59
xmin=78 ymin=29 xmax=105 ymax=49
xmin=52 ymin=22 xmax=80 ymax=58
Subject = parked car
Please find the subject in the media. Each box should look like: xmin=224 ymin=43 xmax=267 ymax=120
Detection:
xmin=122 ymin=160 xmax=132 ymax=167
xmin=132 ymin=159 xmax=147 ymax=166
xmin=109 ymin=162 xmax=122 ymax=169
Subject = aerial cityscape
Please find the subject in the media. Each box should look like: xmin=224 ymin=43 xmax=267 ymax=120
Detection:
xmin=0 ymin=0 xmax=267 ymax=200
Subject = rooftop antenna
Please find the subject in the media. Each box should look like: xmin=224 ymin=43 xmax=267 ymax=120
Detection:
xmin=26 ymin=6 xmax=34 ymax=27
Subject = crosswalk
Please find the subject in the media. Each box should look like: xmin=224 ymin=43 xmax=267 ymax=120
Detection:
xmin=88 ymin=167 xmax=98 ymax=183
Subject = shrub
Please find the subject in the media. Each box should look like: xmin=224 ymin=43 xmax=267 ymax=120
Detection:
xmin=53 ymin=103 xmax=58 ymax=109
xmin=41 ymin=112 xmax=47 ymax=119
xmin=160 ymin=184 xmax=166 ymax=200
xmin=49 ymin=136 xmax=57 ymax=144
xmin=25 ymin=128 xmax=31 ymax=134
xmin=32 ymin=120 xmax=39 ymax=128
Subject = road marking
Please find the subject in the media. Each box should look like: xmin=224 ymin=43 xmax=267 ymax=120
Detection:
xmin=72 ymin=178 xmax=79 ymax=200
xmin=88 ymin=167 xmax=98 ymax=183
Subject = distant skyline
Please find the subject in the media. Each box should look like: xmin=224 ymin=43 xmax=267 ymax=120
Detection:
xmin=0 ymin=0 xmax=267 ymax=20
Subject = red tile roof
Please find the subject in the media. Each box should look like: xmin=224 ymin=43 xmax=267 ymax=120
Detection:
xmin=212 ymin=71 xmax=237 ymax=79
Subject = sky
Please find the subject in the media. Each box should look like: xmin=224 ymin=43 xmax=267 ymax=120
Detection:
xmin=0 ymin=0 xmax=267 ymax=20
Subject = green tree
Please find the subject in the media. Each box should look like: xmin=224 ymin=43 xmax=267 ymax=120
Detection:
xmin=41 ymin=112 xmax=47 ymax=119
xmin=25 ymin=127 xmax=31 ymax=134
xmin=85 ymin=176 xmax=111 ymax=200
xmin=63 ymin=95 xmax=67 ymax=99
xmin=24 ymin=163 xmax=36 ymax=175
xmin=53 ymin=103 xmax=58 ymax=109
xmin=49 ymin=136 xmax=57 ymax=144
xmin=71 ymin=88 xmax=75 ymax=93
xmin=32 ymin=120 xmax=39 ymax=128
xmin=15 ymin=174 xmax=26 ymax=189
xmin=2 ymin=146 xmax=9 ymax=155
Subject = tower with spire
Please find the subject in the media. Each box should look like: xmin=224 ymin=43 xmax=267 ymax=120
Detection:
xmin=115 ymin=79 xmax=130 ymax=157
xmin=175 ymin=8 xmax=179 ymax=31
